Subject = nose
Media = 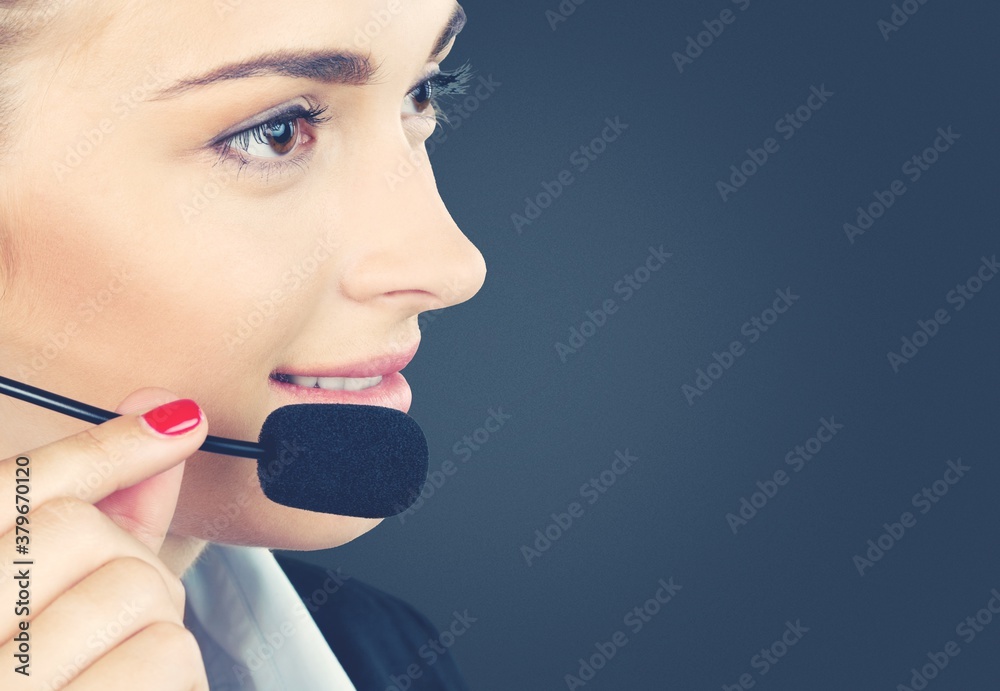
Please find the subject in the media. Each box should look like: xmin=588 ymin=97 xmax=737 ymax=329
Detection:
xmin=336 ymin=139 xmax=487 ymax=317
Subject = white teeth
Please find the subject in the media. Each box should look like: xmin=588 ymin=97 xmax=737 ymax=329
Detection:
xmin=318 ymin=375 xmax=383 ymax=391
xmin=288 ymin=375 xmax=318 ymax=388
xmin=286 ymin=374 xmax=383 ymax=391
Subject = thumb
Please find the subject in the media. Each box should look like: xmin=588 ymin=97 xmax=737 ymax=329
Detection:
xmin=94 ymin=388 xmax=203 ymax=555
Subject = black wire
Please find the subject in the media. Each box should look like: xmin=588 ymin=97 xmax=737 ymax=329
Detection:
xmin=0 ymin=374 xmax=261 ymax=459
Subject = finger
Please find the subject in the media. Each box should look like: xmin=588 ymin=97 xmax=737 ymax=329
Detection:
xmin=95 ymin=389 xmax=197 ymax=554
xmin=94 ymin=458 xmax=186 ymax=556
xmin=0 ymin=557 xmax=185 ymax=689
xmin=0 ymin=497 xmax=187 ymax=643
xmin=0 ymin=391 xmax=207 ymax=544
xmin=66 ymin=622 xmax=209 ymax=691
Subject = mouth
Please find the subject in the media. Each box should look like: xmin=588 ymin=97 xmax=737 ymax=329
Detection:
xmin=266 ymin=342 xmax=418 ymax=413
xmin=269 ymin=373 xmax=384 ymax=391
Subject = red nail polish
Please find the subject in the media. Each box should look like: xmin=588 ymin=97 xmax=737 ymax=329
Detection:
xmin=141 ymin=399 xmax=202 ymax=436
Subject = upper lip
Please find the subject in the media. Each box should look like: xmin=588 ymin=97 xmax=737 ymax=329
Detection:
xmin=270 ymin=340 xmax=419 ymax=379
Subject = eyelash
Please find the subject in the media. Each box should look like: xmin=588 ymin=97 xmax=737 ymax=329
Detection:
xmin=212 ymin=62 xmax=474 ymax=181
xmin=406 ymin=61 xmax=474 ymax=126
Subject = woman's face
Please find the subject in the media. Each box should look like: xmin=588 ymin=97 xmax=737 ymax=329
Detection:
xmin=0 ymin=0 xmax=485 ymax=553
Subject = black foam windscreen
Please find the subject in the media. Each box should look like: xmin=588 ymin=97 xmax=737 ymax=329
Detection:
xmin=257 ymin=403 xmax=429 ymax=518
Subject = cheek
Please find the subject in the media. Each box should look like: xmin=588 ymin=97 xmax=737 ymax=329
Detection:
xmin=16 ymin=175 xmax=309 ymax=357
xmin=4 ymin=183 xmax=311 ymax=426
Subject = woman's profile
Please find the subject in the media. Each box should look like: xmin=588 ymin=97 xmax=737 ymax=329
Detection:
xmin=0 ymin=0 xmax=486 ymax=687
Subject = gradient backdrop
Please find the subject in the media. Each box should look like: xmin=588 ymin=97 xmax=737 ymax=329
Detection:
xmin=278 ymin=1 xmax=1000 ymax=688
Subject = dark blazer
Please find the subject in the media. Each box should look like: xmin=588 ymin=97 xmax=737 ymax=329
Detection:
xmin=275 ymin=554 xmax=470 ymax=691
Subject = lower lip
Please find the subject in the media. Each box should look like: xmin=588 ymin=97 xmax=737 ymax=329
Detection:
xmin=267 ymin=371 xmax=412 ymax=414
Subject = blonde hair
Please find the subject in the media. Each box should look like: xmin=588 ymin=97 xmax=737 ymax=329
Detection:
xmin=1 ymin=1 xmax=64 ymax=151
xmin=0 ymin=0 xmax=136 ymax=290
xmin=0 ymin=0 xmax=57 ymax=288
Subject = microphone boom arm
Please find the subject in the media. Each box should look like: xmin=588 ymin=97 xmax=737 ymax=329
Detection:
xmin=0 ymin=374 xmax=261 ymax=459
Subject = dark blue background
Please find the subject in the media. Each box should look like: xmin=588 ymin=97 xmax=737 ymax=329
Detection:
xmin=280 ymin=1 xmax=1000 ymax=688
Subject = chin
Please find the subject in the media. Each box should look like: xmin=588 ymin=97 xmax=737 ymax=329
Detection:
xmin=170 ymin=495 xmax=385 ymax=552
xmin=255 ymin=513 xmax=385 ymax=552
xmin=171 ymin=451 xmax=387 ymax=550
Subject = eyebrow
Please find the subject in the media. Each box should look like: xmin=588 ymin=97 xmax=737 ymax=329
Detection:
xmin=148 ymin=3 xmax=466 ymax=101
xmin=430 ymin=3 xmax=466 ymax=57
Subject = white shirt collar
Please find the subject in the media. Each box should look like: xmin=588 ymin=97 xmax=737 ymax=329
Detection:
xmin=181 ymin=542 xmax=357 ymax=691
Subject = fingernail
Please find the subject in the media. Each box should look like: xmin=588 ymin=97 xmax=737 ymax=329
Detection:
xmin=141 ymin=399 xmax=203 ymax=437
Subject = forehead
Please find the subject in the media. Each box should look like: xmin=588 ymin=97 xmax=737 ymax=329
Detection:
xmin=35 ymin=0 xmax=454 ymax=95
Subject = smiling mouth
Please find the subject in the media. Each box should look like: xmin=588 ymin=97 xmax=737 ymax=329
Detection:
xmin=269 ymin=373 xmax=384 ymax=391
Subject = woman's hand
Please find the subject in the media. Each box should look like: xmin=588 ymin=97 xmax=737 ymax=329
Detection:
xmin=0 ymin=388 xmax=211 ymax=690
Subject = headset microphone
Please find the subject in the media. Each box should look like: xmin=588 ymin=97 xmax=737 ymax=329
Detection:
xmin=0 ymin=375 xmax=428 ymax=518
